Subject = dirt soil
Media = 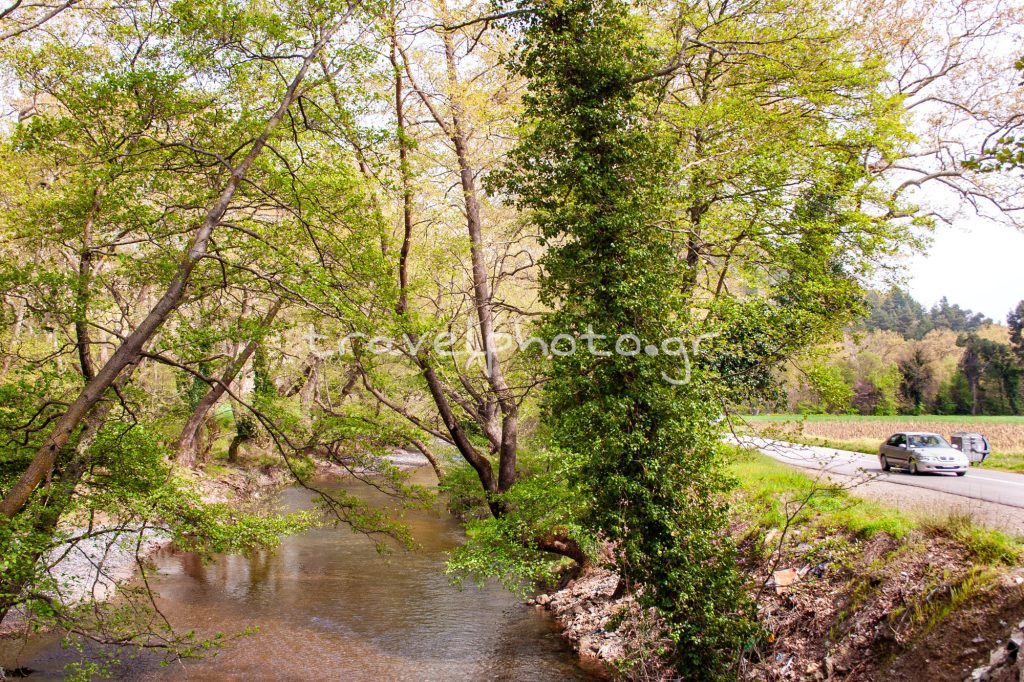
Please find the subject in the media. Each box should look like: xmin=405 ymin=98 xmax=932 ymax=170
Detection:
xmin=538 ymin=531 xmax=1024 ymax=681
xmin=742 ymin=530 xmax=1024 ymax=681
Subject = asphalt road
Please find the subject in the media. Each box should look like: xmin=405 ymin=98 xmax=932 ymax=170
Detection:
xmin=736 ymin=436 xmax=1024 ymax=511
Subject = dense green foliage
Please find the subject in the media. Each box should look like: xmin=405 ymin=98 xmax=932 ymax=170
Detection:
xmin=0 ymin=0 xmax=1020 ymax=676
xmin=445 ymin=447 xmax=595 ymax=592
xmin=502 ymin=1 xmax=754 ymax=671
xmin=0 ymin=0 xmax=415 ymax=669
xmin=496 ymin=0 xmax=924 ymax=674
xmin=1010 ymin=301 xmax=1024 ymax=364
xmin=863 ymin=289 xmax=991 ymax=340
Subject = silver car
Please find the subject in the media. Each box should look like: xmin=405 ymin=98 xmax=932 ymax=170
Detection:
xmin=879 ymin=432 xmax=968 ymax=476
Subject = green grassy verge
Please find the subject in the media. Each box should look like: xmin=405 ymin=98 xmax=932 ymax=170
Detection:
xmin=982 ymin=451 xmax=1024 ymax=472
xmin=730 ymin=450 xmax=1024 ymax=564
xmin=731 ymin=451 xmax=917 ymax=539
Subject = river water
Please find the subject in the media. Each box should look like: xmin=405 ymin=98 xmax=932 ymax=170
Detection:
xmin=0 ymin=469 xmax=596 ymax=680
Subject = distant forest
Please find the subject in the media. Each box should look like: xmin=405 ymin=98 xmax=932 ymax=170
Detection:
xmin=771 ymin=290 xmax=1024 ymax=416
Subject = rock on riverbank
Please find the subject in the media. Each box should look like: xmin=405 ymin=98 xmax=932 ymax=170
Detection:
xmin=45 ymin=527 xmax=173 ymax=605
xmin=967 ymin=619 xmax=1024 ymax=681
xmin=529 ymin=566 xmax=674 ymax=678
xmin=0 ymin=526 xmax=173 ymax=637
xmin=530 ymin=536 xmax=1024 ymax=681
xmin=530 ymin=567 xmax=627 ymax=670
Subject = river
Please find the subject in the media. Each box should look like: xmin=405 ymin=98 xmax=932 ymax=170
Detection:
xmin=0 ymin=468 xmax=597 ymax=680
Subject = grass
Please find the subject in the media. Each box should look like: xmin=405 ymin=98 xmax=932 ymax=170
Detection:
xmin=929 ymin=513 xmax=1024 ymax=566
xmin=731 ymin=451 xmax=917 ymax=539
xmin=740 ymin=414 xmax=1024 ymax=473
xmin=907 ymin=566 xmax=995 ymax=643
xmin=732 ymin=448 xmax=1023 ymax=676
xmin=730 ymin=450 xmax=1024 ymax=565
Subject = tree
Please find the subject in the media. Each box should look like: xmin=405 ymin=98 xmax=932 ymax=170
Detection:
xmin=852 ymin=0 xmax=1024 ymax=224
xmin=0 ymin=0 xmax=351 ymax=521
xmin=501 ymin=0 xmax=921 ymax=672
xmin=175 ymin=300 xmax=282 ymax=467
xmin=0 ymin=0 xmax=80 ymax=43
xmin=1009 ymin=300 xmax=1024 ymax=365
xmin=988 ymin=346 xmax=1022 ymax=415
xmin=864 ymin=289 xmax=932 ymax=339
xmin=935 ymin=370 xmax=973 ymax=415
xmin=966 ymin=57 xmax=1024 ymax=173
xmin=379 ymin=6 xmax=523 ymax=508
xmin=321 ymin=0 xmax=588 ymax=563
xmin=0 ymin=0 xmax=414 ymax=644
xmin=957 ymin=334 xmax=1021 ymax=415
xmin=929 ymin=297 xmax=991 ymax=334
xmin=503 ymin=0 xmax=753 ymax=671
xmin=804 ymin=362 xmax=855 ymax=414
xmin=898 ymin=348 xmax=934 ymax=414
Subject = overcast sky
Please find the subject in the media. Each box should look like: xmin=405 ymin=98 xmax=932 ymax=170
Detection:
xmin=907 ymin=218 xmax=1024 ymax=322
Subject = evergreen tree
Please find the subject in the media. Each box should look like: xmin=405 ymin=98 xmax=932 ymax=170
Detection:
xmin=898 ymin=348 xmax=933 ymax=414
xmin=957 ymin=334 xmax=1021 ymax=415
xmin=930 ymin=297 xmax=991 ymax=333
xmin=864 ymin=288 xmax=932 ymax=339
xmin=1009 ymin=300 xmax=1024 ymax=364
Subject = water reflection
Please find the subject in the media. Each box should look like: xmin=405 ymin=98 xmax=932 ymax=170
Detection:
xmin=1 ymin=469 xmax=595 ymax=681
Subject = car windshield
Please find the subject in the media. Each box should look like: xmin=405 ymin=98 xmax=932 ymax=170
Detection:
xmin=907 ymin=434 xmax=949 ymax=448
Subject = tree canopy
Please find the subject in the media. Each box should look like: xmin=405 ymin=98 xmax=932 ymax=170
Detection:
xmin=0 ymin=0 xmax=1021 ymax=676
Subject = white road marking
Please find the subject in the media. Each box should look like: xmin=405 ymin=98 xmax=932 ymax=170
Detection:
xmin=730 ymin=435 xmax=1024 ymax=508
xmin=966 ymin=473 xmax=1024 ymax=487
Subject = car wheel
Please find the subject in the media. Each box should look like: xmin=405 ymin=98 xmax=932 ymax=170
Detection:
xmin=880 ymin=456 xmax=891 ymax=472
xmin=956 ymin=471 xmax=966 ymax=477
xmin=909 ymin=460 xmax=919 ymax=475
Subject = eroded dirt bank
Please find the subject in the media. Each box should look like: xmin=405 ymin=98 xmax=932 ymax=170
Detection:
xmin=533 ymin=532 xmax=1024 ymax=681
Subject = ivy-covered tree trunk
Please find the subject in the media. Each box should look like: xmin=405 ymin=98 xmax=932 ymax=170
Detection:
xmin=503 ymin=0 xmax=753 ymax=674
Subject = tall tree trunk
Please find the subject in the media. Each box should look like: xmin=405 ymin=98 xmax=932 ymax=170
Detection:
xmin=279 ymin=352 xmax=321 ymax=398
xmin=0 ymin=296 xmax=25 ymax=379
xmin=297 ymin=354 xmax=322 ymax=410
xmin=0 ymin=22 xmax=341 ymax=520
xmin=393 ymin=32 xmax=414 ymax=314
xmin=388 ymin=31 xmax=498 ymax=501
xmin=74 ymin=183 xmax=104 ymax=382
xmin=227 ymin=433 xmax=244 ymax=463
xmin=176 ymin=300 xmax=282 ymax=467
xmin=380 ymin=23 xmax=584 ymax=562
xmin=0 ymin=359 xmax=140 ymax=625
xmin=0 ymin=238 xmax=119 ymax=624
xmin=439 ymin=29 xmax=519 ymax=493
